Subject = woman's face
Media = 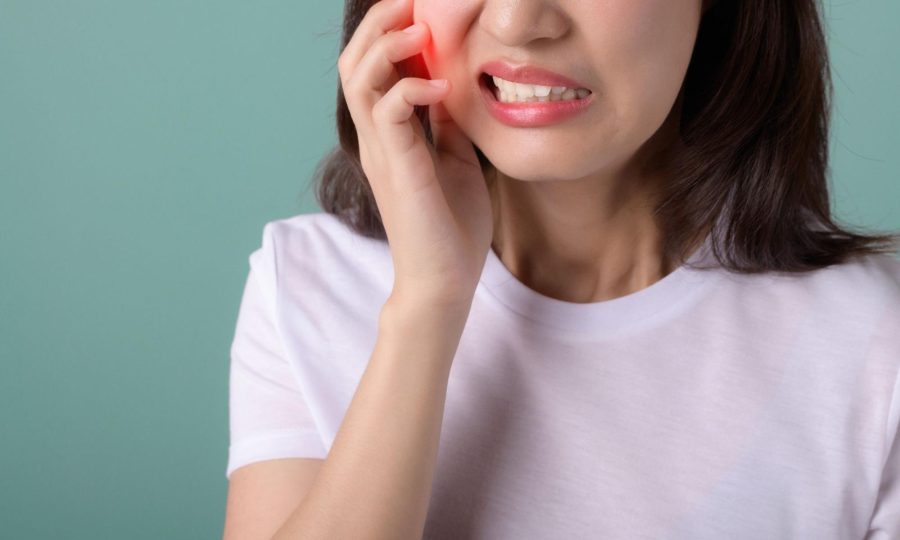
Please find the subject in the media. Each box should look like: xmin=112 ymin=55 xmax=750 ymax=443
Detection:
xmin=413 ymin=0 xmax=704 ymax=181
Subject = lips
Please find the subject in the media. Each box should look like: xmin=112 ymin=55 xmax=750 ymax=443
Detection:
xmin=477 ymin=71 xmax=594 ymax=127
xmin=476 ymin=60 xmax=591 ymax=90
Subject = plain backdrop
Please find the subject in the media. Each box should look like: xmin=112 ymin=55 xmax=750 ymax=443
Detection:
xmin=1 ymin=1 xmax=898 ymax=538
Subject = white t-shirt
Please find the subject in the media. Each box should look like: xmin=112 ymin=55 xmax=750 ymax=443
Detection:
xmin=226 ymin=211 xmax=900 ymax=540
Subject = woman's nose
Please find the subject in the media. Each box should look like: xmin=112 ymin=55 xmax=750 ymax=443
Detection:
xmin=477 ymin=0 xmax=571 ymax=48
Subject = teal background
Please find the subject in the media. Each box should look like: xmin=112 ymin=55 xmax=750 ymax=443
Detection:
xmin=1 ymin=1 xmax=897 ymax=538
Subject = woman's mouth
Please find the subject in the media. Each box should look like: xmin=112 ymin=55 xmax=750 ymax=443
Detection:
xmin=480 ymin=73 xmax=592 ymax=103
xmin=478 ymin=72 xmax=595 ymax=127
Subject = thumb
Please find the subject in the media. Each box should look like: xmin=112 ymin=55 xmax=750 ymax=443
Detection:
xmin=429 ymin=98 xmax=478 ymax=167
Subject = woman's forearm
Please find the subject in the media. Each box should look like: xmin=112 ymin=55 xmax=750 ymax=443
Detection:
xmin=272 ymin=292 xmax=472 ymax=540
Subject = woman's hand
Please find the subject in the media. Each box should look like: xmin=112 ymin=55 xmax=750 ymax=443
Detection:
xmin=338 ymin=0 xmax=494 ymax=307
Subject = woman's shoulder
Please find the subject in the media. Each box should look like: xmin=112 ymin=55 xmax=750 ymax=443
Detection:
xmin=721 ymin=250 xmax=900 ymax=304
xmin=257 ymin=211 xmax=387 ymax=266
xmin=262 ymin=211 xmax=380 ymax=248
xmin=255 ymin=210 xmax=393 ymax=299
xmin=707 ymin=250 xmax=900 ymax=339
xmin=806 ymin=251 xmax=900 ymax=305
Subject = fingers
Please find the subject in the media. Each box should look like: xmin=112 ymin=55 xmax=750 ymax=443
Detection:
xmin=373 ymin=77 xmax=450 ymax=156
xmin=429 ymin=100 xmax=478 ymax=167
xmin=344 ymin=22 xmax=432 ymax=134
xmin=338 ymin=0 xmax=412 ymax=81
xmin=338 ymin=0 xmax=458 ymax=201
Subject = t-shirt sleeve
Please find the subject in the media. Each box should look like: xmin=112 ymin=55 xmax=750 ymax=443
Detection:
xmin=225 ymin=222 xmax=328 ymax=479
xmin=864 ymin=295 xmax=900 ymax=539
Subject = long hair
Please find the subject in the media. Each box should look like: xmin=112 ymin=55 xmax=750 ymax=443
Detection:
xmin=312 ymin=0 xmax=899 ymax=273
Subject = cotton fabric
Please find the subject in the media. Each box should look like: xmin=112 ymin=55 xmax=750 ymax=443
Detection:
xmin=226 ymin=211 xmax=900 ymax=539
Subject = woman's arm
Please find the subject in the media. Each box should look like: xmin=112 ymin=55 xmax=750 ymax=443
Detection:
xmin=270 ymin=291 xmax=472 ymax=540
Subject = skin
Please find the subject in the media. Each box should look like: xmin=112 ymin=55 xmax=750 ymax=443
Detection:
xmin=413 ymin=0 xmax=709 ymax=302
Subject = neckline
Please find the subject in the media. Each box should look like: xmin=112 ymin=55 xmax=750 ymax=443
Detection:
xmin=477 ymin=231 xmax=721 ymax=338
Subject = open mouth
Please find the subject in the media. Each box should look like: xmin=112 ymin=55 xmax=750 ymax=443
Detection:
xmin=479 ymin=72 xmax=592 ymax=104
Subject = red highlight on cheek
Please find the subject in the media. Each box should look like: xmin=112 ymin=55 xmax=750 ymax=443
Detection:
xmin=400 ymin=51 xmax=431 ymax=80
xmin=396 ymin=16 xmax=438 ymax=79
xmin=419 ymin=30 xmax=456 ymax=83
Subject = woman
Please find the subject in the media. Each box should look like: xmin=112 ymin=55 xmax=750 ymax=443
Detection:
xmin=223 ymin=0 xmax=900 ymax=538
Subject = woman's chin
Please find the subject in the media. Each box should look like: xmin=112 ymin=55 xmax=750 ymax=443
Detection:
xmin=478 ymin=154 xmax=597 ymax=184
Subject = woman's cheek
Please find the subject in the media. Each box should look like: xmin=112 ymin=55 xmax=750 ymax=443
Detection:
xmin=593 ymin=3 xmax=699 ymax=131
xmin=399 ymin=14 xmax=449 ymax=80
xmin=414 ymin=0 xmax=474 ymax=80
xmin=418 ymin=24 xmax=457 ymax=82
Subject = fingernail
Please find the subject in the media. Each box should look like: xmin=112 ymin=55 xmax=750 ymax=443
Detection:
xmin=428 ymin=79 xmax=448 ymax=87
xmin=403 ymin=23 xmax=422 ymax=34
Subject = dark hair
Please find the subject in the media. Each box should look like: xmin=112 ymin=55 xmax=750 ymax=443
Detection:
xmin=312 ymin=0 xmax=899 ymax=273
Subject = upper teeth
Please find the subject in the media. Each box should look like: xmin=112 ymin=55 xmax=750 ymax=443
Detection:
xmin=491 ymin=75 xmax=590 ymax=102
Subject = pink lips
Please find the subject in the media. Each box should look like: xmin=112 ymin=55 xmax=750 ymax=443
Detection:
xmin=476 ymin=61 xmax=594 ymax=127
xmin=477 ymin=60 xmax=590 ymax=90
